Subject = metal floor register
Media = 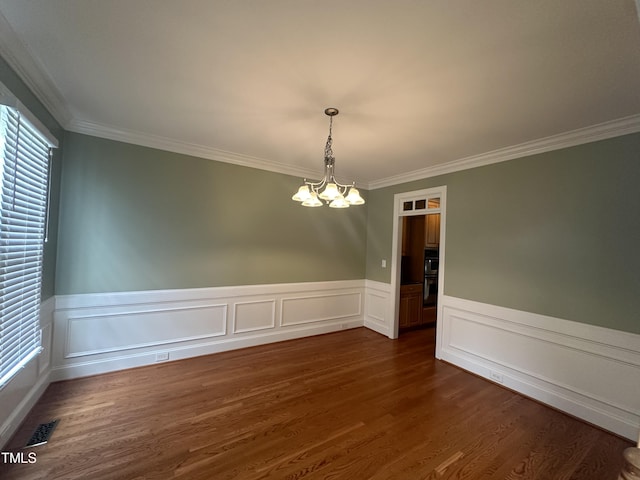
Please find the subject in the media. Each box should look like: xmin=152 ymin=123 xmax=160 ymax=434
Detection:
xmin=25 ymin=420 xmax=59 ymax=448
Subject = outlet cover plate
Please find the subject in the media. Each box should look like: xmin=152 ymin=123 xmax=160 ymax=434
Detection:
xmin=155 ymin=352 xmax=169 ymax=362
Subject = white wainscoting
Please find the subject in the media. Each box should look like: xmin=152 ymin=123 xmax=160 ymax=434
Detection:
xmin=439 ymin=295 xmax=640 ymax=441
xmin=0 ymin=296 xmax=55 ymax=450
xmin=51 ymin=280 xmax=365 ymax=381
xmin=233 ymin=300 xmax=275 ymax=334
xmin=65 ymin=303 xmax=229 ymax=357
xmin=364 ymin=280 xmax=393 ymax=337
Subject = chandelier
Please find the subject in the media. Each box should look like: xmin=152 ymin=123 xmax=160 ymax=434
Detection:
xmin=292 ymin=108 xmax=365 ymax=208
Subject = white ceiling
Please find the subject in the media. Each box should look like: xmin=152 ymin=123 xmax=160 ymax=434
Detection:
xmin=1 ymin=0 xmax=640 ymax=188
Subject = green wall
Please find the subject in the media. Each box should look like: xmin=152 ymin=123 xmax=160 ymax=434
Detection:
xmin=0 ymin=55 xmax=63 ymax=301
xmin=5 ymin=51 xmax=638 ymax=335
xmin=365 ymin=133 xmax=640 ymax=334
xmin=55 ymin=133 xmax=368 ymax=294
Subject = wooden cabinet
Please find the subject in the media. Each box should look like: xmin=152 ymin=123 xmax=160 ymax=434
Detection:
xmin=401 ymin=217 xmax=409 ymax=256
xmin=399 ymin=212 xmax=440 ymax=331
xmin=425 ymin=213 xmax=440 ymax=248
xmin=402 ymin=215 xmax=426 ymax=283
xmin=399 ymin=283 xmax=423 ymax=330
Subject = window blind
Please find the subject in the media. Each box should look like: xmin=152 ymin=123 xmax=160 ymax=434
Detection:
xmin=0 ymin=104 xmax=52 ymax=388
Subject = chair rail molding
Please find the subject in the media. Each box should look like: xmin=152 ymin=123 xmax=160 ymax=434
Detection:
xmin=439 ymin=295 xmax=640 ymax=441
xmin=51 ymin=280 xmax=365 ymax=381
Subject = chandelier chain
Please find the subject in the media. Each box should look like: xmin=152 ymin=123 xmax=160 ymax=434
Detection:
xmin=324 ymin=117 xmax=334 ymax=163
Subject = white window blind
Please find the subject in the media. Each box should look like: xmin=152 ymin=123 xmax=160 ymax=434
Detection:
xmin=0 ymin=103 xmax=53 ymax=388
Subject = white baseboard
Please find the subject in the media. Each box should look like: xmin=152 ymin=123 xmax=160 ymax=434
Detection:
xmin=51 ymin=320 xmax=363 ymax=381
xmin=440 ymin=295 xmax=640 ymax=441
xmin=51 ymin=280 xmax=365 ymax=381
xmin=0 ymin=369 xmax=50 ymax=450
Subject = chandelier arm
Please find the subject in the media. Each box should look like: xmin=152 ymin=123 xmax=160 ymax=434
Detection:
xmin=305 ymin=177 xmax=327 ymax=189
xmin=332 ymin=179 xmax=355 ymax=189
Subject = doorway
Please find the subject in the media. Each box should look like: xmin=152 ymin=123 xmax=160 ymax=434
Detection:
xmin=390 ymin=187 xmax=446 ymax=359
xmin=399 ymin=213 xmax=440 ymax=331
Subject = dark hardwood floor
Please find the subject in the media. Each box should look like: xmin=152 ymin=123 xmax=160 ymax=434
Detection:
xmin=1 ymin=327 xmax=631 ymax=479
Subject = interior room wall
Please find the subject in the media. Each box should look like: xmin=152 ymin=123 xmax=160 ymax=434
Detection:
xmin=2 ymin=46 xmax=639 ymax=444
xmin=365 ymin=132 xmax=640 ymax=335
xmin=47 ymin=132 xmax=370 ymax=387
xmin=55 ymin=132 xmax=368 ymax=294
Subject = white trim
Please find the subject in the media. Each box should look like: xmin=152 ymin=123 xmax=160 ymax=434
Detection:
xmin=389 ymin=186 xmax=447 ymax=348
xmin=67 ymin=118 xmax=322 ymax=181
xmin=69 ymin=114 xmax=640 ymax=191
xmin=280 ymin=291 xmax=362 ymax=327
xmin=55 ymin=279 xmax=365 ymax=310
xmin=50 ymin=319 xmax=364 ymax=382
xmin=368 ymin=114 xmax=640 ymax=189
xmin=0 ymin=297 xmax=55 ymax=450
xmin=363 ymin=280 xmax=392 ymax=337
xmin=439 ymin=295 xmax=640 ymax=441
xmin=0 ymin=11 xmax=71 ymax=128
xmin=232 ymin=299 xmax=277 ymax=334
xmin=64 ymin=303 xmax=229 ymax=358
xmin=52 ymin=280 xmax=365 ymax=381
xmin=5 ymin=285 xmax=639 ymax=446
xmin=0 ymin=368 xmax=50 ymax=450
xmin=2 ymin=6 xmax=639 ymax=187
xmin=0 ymin=81 xmax=59 ymax=147
xmin=37 ymin=296 xmax=55 ymax=375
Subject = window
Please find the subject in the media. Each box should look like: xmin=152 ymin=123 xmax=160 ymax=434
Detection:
xmin=0 ymin=93 xmax=57 ymax=388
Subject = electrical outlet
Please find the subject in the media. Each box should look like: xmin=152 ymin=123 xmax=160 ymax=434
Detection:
xmin=381 ymin=259 xmax=387 ymax=268
xmin=489 ymin=371 xmax=504 ymax=384
xmin=155 ymin=352 xmax=169 ymax=362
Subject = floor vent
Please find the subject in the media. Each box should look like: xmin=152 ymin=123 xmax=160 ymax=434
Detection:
xmin=25 ymin=420 xmax=59 ymax=448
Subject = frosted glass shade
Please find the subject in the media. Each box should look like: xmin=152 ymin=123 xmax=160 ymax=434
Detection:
xmin=345 ymin=187 xmax=365 ymax=205
xmin=302 ymin=192 xmax=323 ymax=207
xmin=292 ymin=185 xmax=311 ymax=202
xmin=329 ymin=194 xmax=349 ymax=208
xmin=319 ymin=182 xmax=340 ymax=200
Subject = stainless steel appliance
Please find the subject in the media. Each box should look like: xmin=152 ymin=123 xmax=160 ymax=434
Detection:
xmin=424 ymin=248 xmax=439 ymax=306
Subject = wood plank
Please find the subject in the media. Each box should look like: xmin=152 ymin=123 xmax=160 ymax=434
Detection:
xmin=0 ymin=327 xmax=632 ymax=479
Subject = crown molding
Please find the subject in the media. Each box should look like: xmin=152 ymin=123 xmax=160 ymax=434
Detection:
xmin=68 ymin=118 xmax=323 ymax=180
xmin=2 ymin=5 xmax=638 ymax=190
xmin=368 ymin=114 xmax=640 ymax=190
xmin=70 ymin=114 xmax=640 ymax=192
xmin=0 ymin=11 xmax=71 ymax=128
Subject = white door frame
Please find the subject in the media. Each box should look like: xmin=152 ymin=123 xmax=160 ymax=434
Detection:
xmin=389 ymin=186 xmax=447 ymax=359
